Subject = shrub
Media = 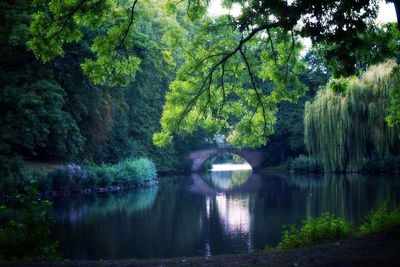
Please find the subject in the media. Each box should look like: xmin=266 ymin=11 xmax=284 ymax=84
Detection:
xmin=84 ymin=167 xmax=99 ymax=188
xmin=0 ymin=185 xmax=58 ymax=260
xmin=359 ymin=201 xmax=400 ymax=235
xmin=360 ymin=156 xmax=400 ymax=173
xmin=290 ymin=155 xmax=323 ymax=173
xmin=90 ymin=165 xmax=113 ymax=187
xmin=131 ymin=158 xmax=157 ymax=182
xmin=0 ymin=157 xmax=157 ymax=195
xmin=277 ymin=213 xmax=354 ymax=249
xmin=47 ymin=164 xmax=90 ymax=191
xmin=48 ymin=168 xmax=70 ymax=191
xmin=30 ymin=170 xmax=52 ymax=192
xmin=84 ymin=157 xmax=156 ymax=188
xmin=0 ymin=154 xmax=23 ymax=195
xmin=115 ymin=158 xmax=157 ymax=184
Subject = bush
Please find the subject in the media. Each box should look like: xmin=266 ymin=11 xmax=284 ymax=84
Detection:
xmin=29 ymin=170 xmax=52 ymax=192
xmin=48 ymin=168 xmax=70 ymax=191
xmin=89 ymin=165 xmax=112 ymax=187
xmin=84 ymin=167 xmax=99 ymax=188
xmin=0 ymin=154 xmax=23 ymax=195
xmin=360 ymin=156 xmax=400 ymax=173
xmin=0 ymin=185 xmax=58 ymax=260
xmin=112 ymin=158 xmax=157 ymax=185
xmin=0 ymin=157 xmax=157 ymax=195
xmin=290 ymin=155 xmax=323 ymax=173
xmin=131 ymin=158 xmax=157 ymax=182
xmin=48 ymin=164 xmax=94 ymax=191
xmin=359 ymin=201 xmax=400 ymax=235
xmin=274 ymin=202 xmax=400 ymax=251
xmin=277 ymin=213 xmax=354 ymax=249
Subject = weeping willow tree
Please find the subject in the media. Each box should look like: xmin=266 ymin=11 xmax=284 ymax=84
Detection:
xmin=304 ymin=60 xmax=400 ymax=172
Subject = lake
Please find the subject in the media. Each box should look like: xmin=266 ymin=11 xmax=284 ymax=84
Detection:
xmin=50 ymin=168 xmax=400 ymax=259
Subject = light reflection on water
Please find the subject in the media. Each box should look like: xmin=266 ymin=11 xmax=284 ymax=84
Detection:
xmin=50 ymin=171 xmax=400 ymax=260
xmin=211 ymin=163 xmax=252 ymax=171
xmin=214 ymin=194 xmax=250 ymax=234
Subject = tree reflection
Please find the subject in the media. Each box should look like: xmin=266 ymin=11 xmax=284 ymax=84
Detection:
xmin=52 ymin=186 xmax=159 ymax=223
xmin=202 ymin=170 xmax=252 ymax=190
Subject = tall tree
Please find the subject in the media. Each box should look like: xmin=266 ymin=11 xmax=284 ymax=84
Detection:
xmin=28 ymin=0 xmax=387 ymax=148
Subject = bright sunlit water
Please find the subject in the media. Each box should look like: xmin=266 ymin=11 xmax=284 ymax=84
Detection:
xmin=50 ymin=170 xmax=400 ymax=260
xmin=211 ymin=163 xmax=252 ymax=171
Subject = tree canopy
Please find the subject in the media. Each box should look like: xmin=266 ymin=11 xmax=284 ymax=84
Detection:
xmin=24 ymin=0 xmax=400 ymax=149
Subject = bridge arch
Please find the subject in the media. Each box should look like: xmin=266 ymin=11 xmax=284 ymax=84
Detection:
xmin=188 ymin=148 xmax=266 ymax=172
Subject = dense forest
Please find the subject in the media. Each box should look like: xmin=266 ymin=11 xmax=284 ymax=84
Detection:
xmin=0 ymin=0 xmax=216 ymax=185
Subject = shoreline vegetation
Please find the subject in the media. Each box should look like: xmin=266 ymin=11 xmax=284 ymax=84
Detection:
xmin=0 ymin=158 xmax=158 ymax=201
xmin=267 ymin=154 xmax=400 ymax=174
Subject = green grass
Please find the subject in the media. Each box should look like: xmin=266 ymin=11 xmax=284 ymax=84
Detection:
xmin=276 ymin=201 xmax=400 ymax=250
xmin=276 ymin=213 xmax=354 ymax=249
xmin=359 ymin=201 xmax=400 ymax=235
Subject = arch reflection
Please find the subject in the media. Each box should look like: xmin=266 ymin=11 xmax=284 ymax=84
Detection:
xmin=202 ymin=170 xmax=252 ymax=190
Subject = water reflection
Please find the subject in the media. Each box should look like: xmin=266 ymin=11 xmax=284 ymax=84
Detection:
xmin=52 ymin=186 xmax=158 ymax=224
xmin=202 ymin=170 xmax=252 ymax=190
xmin=216 ymin=194 xmax=250 ymax=233
xmin=211 ymin=163 xmax=252 ymax=171
xmin=50 ymin=172 xmax=400 ymax=260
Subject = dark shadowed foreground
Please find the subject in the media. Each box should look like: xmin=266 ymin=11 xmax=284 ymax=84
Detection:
xmin=4 ymin=225 xmax=400 ymax=267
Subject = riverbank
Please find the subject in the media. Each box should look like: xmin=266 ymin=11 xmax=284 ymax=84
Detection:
xmin=0 ymin=158 xmax=158 ymax=201
xmin=4 ymin=224 xmax=400 ymax=267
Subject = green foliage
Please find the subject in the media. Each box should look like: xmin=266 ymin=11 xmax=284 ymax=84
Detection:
xmin=261 ymin=51 xmax=330 ymax=167
xmin=0 ymin=158 xmax=157 ymax=195
xmin=318 ymin=23 xmax=400 ymax=77
xmin=289 ymin=155 xmax=323 ymax=173
xmin=43 ymin=158 xmax=156 ymax=192
xmin=27 ymin=169 xmax=53 ymax=192
xmin=0 ymin=154 xmax=23 ymax=195
xmin=276 ymin=213 xmax=354 ymax=250
xmin=0 ymin=185 xmax=58 ymax=260
xmin=326 ymin=78 xmax=351 ymax=94
xmin=275 ymin=201 xmax=400 ymax=251
xmin=359 ymin=201 xmax=400 ymax=235
xmin=27 ymin=0 xmax=179 ymax=87
xmin=154 ymin=20 xmax=307 ymax=148
xmin=387 ymin=66 xmax=400 ymax=129
xmin=304 ymin=60 xmax=400 ymax=172
xmin=360 ymin=156 xmax=400 ymax=173
xmin=1 ymin=77 xmax=85 ymax=160
xmin=1 ymin=0 xmax=210 ymax=189
xmin=98 ymin=157 xmax=157 ymax=186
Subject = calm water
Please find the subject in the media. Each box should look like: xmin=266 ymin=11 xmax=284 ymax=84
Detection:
xmin=50 ymin=169 xmax=400 ymax=259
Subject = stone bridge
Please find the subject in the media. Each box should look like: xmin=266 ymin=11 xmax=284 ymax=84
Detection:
xmin=188 ymin=147 xmax=267 ymax=171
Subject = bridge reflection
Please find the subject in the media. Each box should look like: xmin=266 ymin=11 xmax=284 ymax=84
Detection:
xmin=198 ymin=170 xmax=254 ymax=252
xmin=190 ymin=170 xmax=264 ymax=193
